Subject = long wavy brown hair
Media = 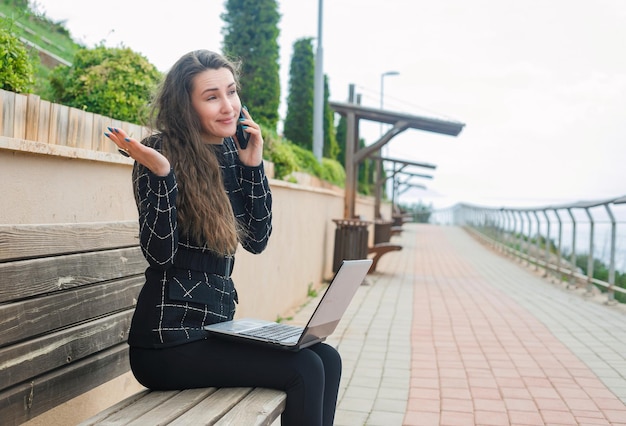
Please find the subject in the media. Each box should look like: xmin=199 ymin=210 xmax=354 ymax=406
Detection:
xmin=150 ymin=50 xmax=242 ymax=255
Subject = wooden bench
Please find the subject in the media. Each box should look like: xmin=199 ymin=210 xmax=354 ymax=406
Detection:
xmin=369 ymin=220 xmax=402 ymax=273
xmin=368 ymin=242 xmax=402 ymax=273
xmin=0 ymin=221 xmax=285 ymax=426
xmin=391 ymin=226 xmax=403 ymax=237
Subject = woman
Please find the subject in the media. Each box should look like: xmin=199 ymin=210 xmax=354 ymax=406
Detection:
xmin=104 ymin=50 xmax=341 ymax=426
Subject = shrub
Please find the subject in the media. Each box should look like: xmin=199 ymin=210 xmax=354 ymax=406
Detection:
xmin=49 ymin=45 xmax=161 ymax=123
xmin=0 ymin=19 xmax=34 ymax=93
xmin=289 ymin=143 xmax=323 ymax=177
xmin=262 ymin=128 xmax=299 ymax=179
xmin=261 ymin=127 xmax=346 ymax=184
xmin=320 ymin=158 xmax=345 ymax=187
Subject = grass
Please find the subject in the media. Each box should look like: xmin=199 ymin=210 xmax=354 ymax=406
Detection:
xmin=307 ymin=282 xmax=318 ymax=298
xmin=0 ymin=2 xmax=81 ymax=64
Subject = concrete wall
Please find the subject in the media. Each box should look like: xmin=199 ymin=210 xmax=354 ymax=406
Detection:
xmin=3 ymin=137 xmax=389 ymax=425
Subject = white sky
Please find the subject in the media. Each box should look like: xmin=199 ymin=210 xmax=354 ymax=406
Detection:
xmin=34 ymin=0 xmax=626 ymax=209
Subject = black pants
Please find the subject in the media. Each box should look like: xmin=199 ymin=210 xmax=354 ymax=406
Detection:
xmin=129 ymin=338 xmax=342 ymax=426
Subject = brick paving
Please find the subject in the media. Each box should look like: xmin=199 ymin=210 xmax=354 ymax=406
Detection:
xmin=290 ymin=223 xmax=626 ymax=425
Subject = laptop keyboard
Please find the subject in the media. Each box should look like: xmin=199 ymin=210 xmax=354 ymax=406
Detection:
xmin=240 ymin=323 xmax=303 ymax=341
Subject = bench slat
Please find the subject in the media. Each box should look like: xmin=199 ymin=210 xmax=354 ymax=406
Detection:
xmin=167 ymin=387 xmax=252 ymax=425
xmin=0 ymin=221 xmax=139 ymax=262
xmin=215 ymin=388 xmax=287 ymax=426
xmin=0 ymin=310 xmax=133 ymax=390
xmin=80 ymin=390 xmax=180 ymax=426
xmin=126 ymin=389 xmax=218 ymax=426
xmin=0 ymin=344 xmax=130 ymax=425
xmin=0 ymin=277 xmax=142 ymax=347
xmin=0 ymin=246 xmax=146 ymax=303
xmin=77 ymin=390 xmax=151 ymax=426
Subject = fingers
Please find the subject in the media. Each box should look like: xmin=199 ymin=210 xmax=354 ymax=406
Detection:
xmin=104 ymin=127 xmax=136 ymax=158
xmin=241 ymin=105 xmax=249 ymax=119
xmin=103 ymin=127 xmax=171 ymax=176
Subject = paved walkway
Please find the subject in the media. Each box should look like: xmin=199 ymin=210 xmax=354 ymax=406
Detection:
xmin=290 ymin=223 xmax=626 ymax=425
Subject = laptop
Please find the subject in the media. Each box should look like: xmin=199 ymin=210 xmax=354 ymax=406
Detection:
xmin=204 ymin=259 xmax=372 ymax=351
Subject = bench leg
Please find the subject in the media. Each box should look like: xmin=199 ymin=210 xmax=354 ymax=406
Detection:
xmin=368 ymin=244 xmax=402 ymax=273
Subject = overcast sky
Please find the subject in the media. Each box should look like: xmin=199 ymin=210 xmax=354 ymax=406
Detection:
xmin=35 ymin=0 xmax=626 ymax=209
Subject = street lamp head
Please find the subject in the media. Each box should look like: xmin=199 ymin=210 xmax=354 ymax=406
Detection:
xmin=382 ymin=71 xmax=400 ymax=77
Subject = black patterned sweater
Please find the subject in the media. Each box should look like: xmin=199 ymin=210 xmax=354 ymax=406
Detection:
xmin=127 ymin=135 xmax=273 ymax=348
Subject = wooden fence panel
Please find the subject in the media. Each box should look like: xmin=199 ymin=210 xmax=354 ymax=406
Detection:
xmin=50 ymin=102 xmax=70 ymax=146
xmin=12 ymin=92 xmax=27 ymax=140
xmin=37 ymin=99 xmax=51 ymax=143
xmin=91 ymin=113 xmax=108 ymax=151
xmin=0 ymin=88 xmax=151 ymax=152
xmin=1 ymin=90 xmax=15 ymax=137
xmin=25 ymin=94 xmax=40 ymax=141
xmin=68 ymin=107 xmax=86 ymax=148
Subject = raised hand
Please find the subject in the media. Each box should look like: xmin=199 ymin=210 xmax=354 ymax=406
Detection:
xmin=105 ymin=127 xmax=171 ymax=177
xmin=234 ymin=108 xmax=264 ymax=167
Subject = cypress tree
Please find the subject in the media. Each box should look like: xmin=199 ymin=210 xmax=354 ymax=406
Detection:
xmin=283 ymin=37 xmax=315 ymax=149
xmin=222 ymin=0 xmax=281 ymax=130
xmin=323 ymin=74 xmax=339 ymax=159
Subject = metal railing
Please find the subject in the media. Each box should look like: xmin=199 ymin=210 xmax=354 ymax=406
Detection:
xmin=431 ymin=196 xmax=626 ymax=304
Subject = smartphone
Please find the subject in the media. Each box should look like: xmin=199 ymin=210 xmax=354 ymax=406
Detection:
xmin=235 ymin=108 xmax=250 ymax=149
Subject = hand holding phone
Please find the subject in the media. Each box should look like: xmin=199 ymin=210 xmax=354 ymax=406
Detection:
xmin=235 ymin=107 xmax=250 ymax=149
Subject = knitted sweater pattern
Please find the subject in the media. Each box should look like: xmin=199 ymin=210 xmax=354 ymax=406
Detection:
xmin=128 ymin=136 xmax=272 ymax=348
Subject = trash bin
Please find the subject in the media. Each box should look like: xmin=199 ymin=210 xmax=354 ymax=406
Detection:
xmin=374 ymin=220 xmax=393 ymax=244
xmin=332 ymin=218 xmax=370 ymax=272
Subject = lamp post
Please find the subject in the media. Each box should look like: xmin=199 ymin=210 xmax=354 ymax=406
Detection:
xmin=379 ymin=71 xmax=399 ymax=194
xmin=379 ymin=70 xmax=399 ymax=135
xmin=312 ymin=0 xmax=324 ymax=161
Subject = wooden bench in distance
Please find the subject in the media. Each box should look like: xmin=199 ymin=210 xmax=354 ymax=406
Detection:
xmin=368 ymin=242 xmax=402 ymax=273
xmin=391 ymin=226 xmax=403 ymax=237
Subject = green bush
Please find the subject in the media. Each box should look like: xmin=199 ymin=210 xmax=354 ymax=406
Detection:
xmin=290 ymin=143 xmax=323 ymax=177
xmin=262 ymin=128 xmax=299 ymax=179
xmin=49 ymin=45 xmax=162 ymax=123
xmin=0 ymin=19 xmax=34 ymax=93
xmin=31 ymin=59 xmax=54 ymax=100
xmin=261 ymin=127 xmax=346 ymax=184
xmin=320 ymin=158 xmax=345 ymax=187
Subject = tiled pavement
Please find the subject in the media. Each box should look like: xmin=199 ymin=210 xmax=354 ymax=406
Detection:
xmin=289 ymin=223 xmax=626 ymax=425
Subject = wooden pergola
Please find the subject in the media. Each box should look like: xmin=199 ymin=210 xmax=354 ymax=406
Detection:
xmin=329 ymin=101 xmax=466 ymax=218
xmin=374 ymin=155 xmax=436 ymax=219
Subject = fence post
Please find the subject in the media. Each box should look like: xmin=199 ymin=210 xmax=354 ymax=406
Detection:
xmin=566 ymin=208 xmax=578 ymax=288
xmin=604 ymin=203 xmax=617 ymax=304
xmin=542 ymin=209 xmax=551 ymax=277
xmin=553 ymin=208 xmax=563 ymax=278
xmin=583 ymin=207 xmax=595 ymax=295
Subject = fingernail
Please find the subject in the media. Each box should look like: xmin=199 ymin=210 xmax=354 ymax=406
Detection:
xmin=104 ymin=132 xmax=111 ymax=138
xmin=242 ymin=125 xmax=249 ymax=129
xmin=243 ymin=105 xmax=248 ymax=111
xmin=239 ymin=117 xmax=245 ymax=122
xmin=107 ymin=127 xmax=113 ymax=132
xmin=124 ymin=137 xmax=130 ymax=142
xmin=114 ymin=128 xmax=120 ymax=133
xmin=118 ymin=149 xmax=130 ymax=157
